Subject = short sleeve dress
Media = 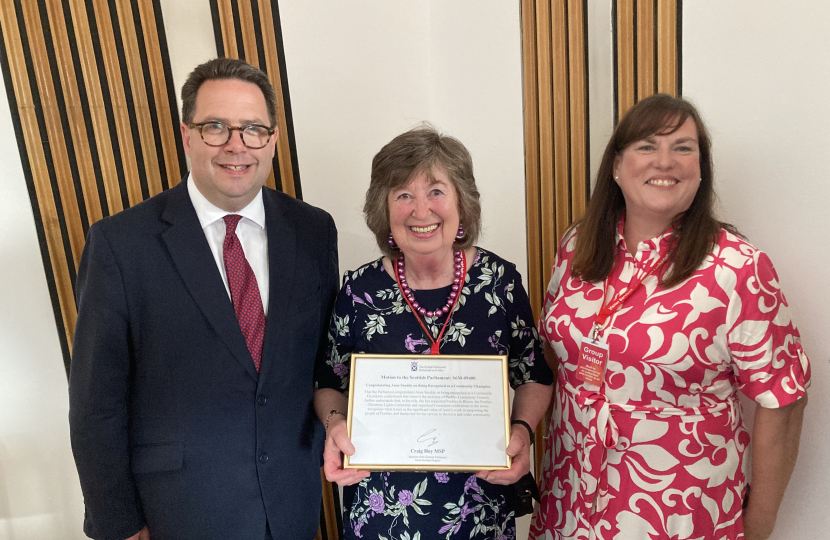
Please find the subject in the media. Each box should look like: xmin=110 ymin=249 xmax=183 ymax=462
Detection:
xmin=316 ymin=248 xmax=553 ymax=540
xmin=529 ymin=223 xmax=811 ymax=540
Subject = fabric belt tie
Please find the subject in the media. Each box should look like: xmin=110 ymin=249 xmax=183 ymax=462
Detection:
xmin=564 ymin=381 xmax=737 ymax=525
xmin=223 ymin=214 xmax=266 ymax=372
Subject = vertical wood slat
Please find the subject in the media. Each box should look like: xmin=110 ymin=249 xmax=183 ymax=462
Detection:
xmin=617 ymin=0 xmax=680 ymax=119
xmin=136 ymin=0 xmax=183 ymax=189
xmin=550 ymin=0 xmax=570 ymax=256
xmin=91 ymin=0 xmax=143 ymax=207
xmin=657 ymin=0 xmax=678 ymax=95
xmin=616 ymin=0 xmax=635 ymax=120
xmin=567 ymin=0 xmax=587 ymax=221
xmin=20 ymin=0 xmax=86 ymax=268
xmin=535 ymin=0 xmax=555 ymax=293
xmin=67 ymin=0 xmax=123 ymax=215
xmin=521 ymin=0 xmax=542 ymax=323
xmin=236 ymin=0 xmax=259 ymax=66
xmin=257 ymin=0 xmax=296 ymax=197
xmin=45 ymin=0 xmax=102 ymax=227
xmin=635 ymin=0 xmax=655 ymax=100
xmin=114 ymin=0 xmax=162 ymax=197
xmin=217 ymin=0 xmax=238 ymax=59
xmin=0 ymin=0 xmax=77 ymax=349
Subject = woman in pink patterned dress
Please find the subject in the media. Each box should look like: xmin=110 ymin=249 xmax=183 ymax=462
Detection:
xmin=529 ymin=94 xmax=810 ymax=540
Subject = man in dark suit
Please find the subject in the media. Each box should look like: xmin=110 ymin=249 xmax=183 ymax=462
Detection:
xmin=69 ymin=58 xmax=337 ymax=540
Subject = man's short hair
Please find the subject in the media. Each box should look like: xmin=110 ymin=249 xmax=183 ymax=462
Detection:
xmin=181 ymin=58 xmax=278 ymax=127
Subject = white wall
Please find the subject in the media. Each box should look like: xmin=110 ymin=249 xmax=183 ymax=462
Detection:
xmin=278 ymin=1 xmax=529 ymax=278
xmin=683 ymin=2 xmax=830 ymax=537
xmin=277 ymin=1 xmax=432 ymax=274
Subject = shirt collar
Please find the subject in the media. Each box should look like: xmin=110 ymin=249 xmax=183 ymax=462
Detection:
xmin=187 ymin=173 xmax=266 ymax=230
xmin=615 ymin=213 xmax=676 ymax=256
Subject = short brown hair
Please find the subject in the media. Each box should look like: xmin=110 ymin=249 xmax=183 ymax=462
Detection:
xmin=181 ymin=58 xmax=277 ymax=126
xmin=364 ymin=125 xmax=482 ymax=258
xmin=572 ymin=93 xmax=734 ymax=287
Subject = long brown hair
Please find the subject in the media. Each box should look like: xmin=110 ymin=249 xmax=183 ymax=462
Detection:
xmin=572 ymin=94 xmax=734 ymax=287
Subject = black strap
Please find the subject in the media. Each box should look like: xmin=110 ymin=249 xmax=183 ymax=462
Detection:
xmin=511 ymin=419 xmax=534 ymax=445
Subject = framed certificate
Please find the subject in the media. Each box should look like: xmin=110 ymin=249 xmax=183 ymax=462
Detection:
xmin=344 ymin=353 xmax=511 ymax=471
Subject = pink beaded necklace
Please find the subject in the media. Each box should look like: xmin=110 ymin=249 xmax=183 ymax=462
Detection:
xmin=394 ymin=250 xmax=467 ymax=355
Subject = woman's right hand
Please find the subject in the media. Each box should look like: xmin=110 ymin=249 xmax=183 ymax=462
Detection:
xmin=323 ymin=416 xmax=371 ymax=486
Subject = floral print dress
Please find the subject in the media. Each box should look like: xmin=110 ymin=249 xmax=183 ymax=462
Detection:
xmin=315 ymin=248 xmax=553 ymax=540
xmin=529 ymin=224 xmax=811 ymax=540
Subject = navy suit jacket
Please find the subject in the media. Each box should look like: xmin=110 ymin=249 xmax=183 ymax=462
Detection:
xmin=69 ymin=180 xmax=338 ymax=540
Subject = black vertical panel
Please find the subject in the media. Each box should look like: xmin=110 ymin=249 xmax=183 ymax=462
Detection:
xmin=270 ymin=0 xmax=302 ymax=199
xmin=209 ymin=0 xmax=225 ymax=58
xmin=230 ymin=0 xmax=244 ymax=60
xmin=251 ymin=0 xmax=267 ymax=74
xmin=152 ymin=0 xmax=187 ymax=178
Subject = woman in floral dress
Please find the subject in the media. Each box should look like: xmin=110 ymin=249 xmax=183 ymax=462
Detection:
xmin=314 ymin=126 xmax=553 ymax=540
xmin=529 ymin=94 xmax=810 ymax=540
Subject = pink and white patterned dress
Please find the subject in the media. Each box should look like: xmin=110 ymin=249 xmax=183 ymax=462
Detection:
xmin=529 ymin=223 xmax=811 ymax=540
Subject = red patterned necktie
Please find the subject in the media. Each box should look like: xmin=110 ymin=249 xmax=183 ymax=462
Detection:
xmin=222 ymin=214 xmax=266 ymax=372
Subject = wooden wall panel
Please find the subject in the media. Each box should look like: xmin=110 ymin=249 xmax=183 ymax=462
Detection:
xmin=520 ymin=0 xmax=590 ymax=473
xmin=520 ymin=0 xmax=680 ymax=491
xmin=0 ymin=0 xmax=187 ymax=371
xmin=615 ymin=0 xmax=682 ymax=120
xmin=210 ymin=0 xmax=301 ymax=199
xmin=615 ymin=0 xmax=636 ymax=120
xmin=657 ymin=0 xmax=679 ymax=94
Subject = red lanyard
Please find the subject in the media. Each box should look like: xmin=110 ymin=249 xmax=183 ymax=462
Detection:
xmin=592 ymin=249 xmax=671 ymax=341
xmin=395 ymin=251 xmax=467 ymax=355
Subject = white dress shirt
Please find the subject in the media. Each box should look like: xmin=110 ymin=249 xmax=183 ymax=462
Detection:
xmin=187 ymin=174 xmax=269 ymax=315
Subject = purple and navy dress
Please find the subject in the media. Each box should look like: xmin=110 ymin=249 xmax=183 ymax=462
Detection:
xmin=315 ymin=248 xmax=553 ymax=540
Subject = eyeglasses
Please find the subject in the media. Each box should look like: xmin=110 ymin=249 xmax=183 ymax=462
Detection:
xmin=188 ymin=122 xmax=275 ymax=149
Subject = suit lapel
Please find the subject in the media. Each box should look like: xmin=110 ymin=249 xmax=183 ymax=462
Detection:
xmin=160 ymin=181 xmax=259 ymax=381
xmin=257 ymin=189 xmax=296 ymax=385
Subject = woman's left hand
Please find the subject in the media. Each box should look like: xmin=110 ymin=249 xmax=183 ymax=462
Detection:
xmin=475 ymin=427 xmax=531 ymax=485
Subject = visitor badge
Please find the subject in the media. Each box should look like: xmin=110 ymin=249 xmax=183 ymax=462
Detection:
xmin=576 ymin=338 xmax=608 ymax=387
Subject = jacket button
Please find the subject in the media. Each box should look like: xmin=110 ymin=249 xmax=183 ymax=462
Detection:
xmin=259 ymin=453 xmax=269 ymax=463
xmin=257 ymin=396 xmax=267 ymax=406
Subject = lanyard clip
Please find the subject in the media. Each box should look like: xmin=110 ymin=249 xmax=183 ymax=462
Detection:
xmin=591 ymin=324 xmax=601 ymax=342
